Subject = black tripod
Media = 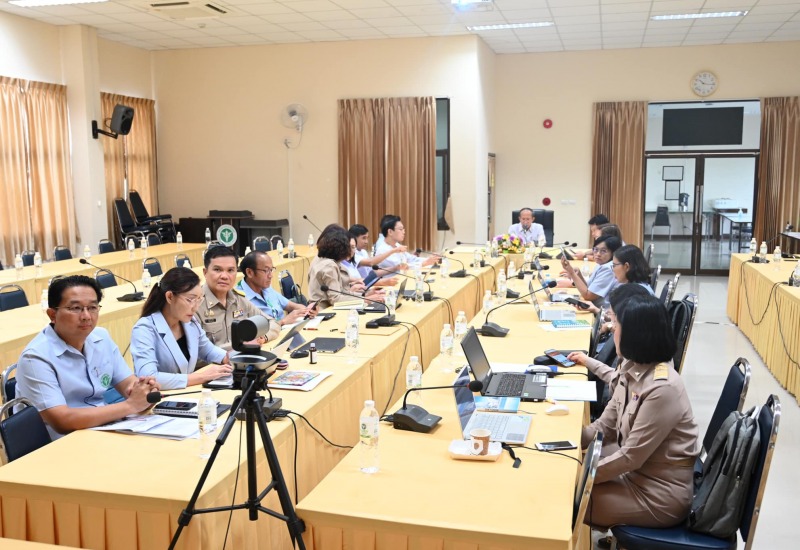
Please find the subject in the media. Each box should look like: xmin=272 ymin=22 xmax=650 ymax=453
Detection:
xmin=168 ymin=376 xmax=306 ymax=549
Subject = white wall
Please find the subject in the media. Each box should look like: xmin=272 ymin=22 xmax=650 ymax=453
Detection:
xmin=0 ymin=11 xmax=62 ymax=83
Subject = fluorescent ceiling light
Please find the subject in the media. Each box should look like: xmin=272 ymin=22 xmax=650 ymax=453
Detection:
xmin=452 ymin=0 xmax=492 ymax=5
xmin=468 ymin=22 xmax=553 ymax=31
xmin=9 ymin=0 xmax=107 ymax=6
xmin=651 ymin=11 xmax=747 ymax=21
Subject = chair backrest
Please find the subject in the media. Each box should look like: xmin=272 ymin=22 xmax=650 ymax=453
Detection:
xmin=174 ymin=254 xmax=192 ymax=269
xmin=98 ymin=239 xmax=115 ymax=254
xmin=95 ymin=269 xmax=118 ymax=289
xmin=21 ymin=250 xmax=35 ymax=267
xmin=270 ymin=235 xmax=284 ymax=248
xmin=1 ymin=364 xmax=17 ymax=403
xmin=0 ymin=397 xmax=52 ymax=463
xmin=53 ymin=245 xmax=72 ymax=261
xmin=511 ymin=209 xmax=555 ymax=246
xmin=703 ymin=358 xmax=751 ymax=455
xmin=0 ymin=285 xmax=29 ymax=312
xmin=253 ymin=236 xmax=271 ymax=252
xmin=659 ymin=280 xmax=673 ymax=306
xmin=668 ymin=293 xmax=698 ymax=374
xmin=644 ymin=243 xmax=654 ymax=267
xmin=649 ymin=264 xmax=661 ymax=291
xmin=146 ymin=232 xmax=162 ymax=246
xmin=279 ymin=270 xmax=308 ymax=305
xmin=740 ymin=394 xmax=781 ymax=550
xmin=143 ymin=258 xmax=163 ymax=277
xmin=573 ymin=431 xmax=603 ymax=537
xmin=114 ymin=198 xmax=138 ymax=231
xmin=654 ymin=205 xmax=670 ymax=225
xmin=667 ymin=273 xmax=680 ymax=303
xmin=128 ymin=190 xmax=150 ymax=224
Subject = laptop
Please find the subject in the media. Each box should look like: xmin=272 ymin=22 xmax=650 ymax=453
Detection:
xmin=460 ymin=327 xmax=548 ymax=402
xmin=530 ymin=280 xmax=576 ymax=322
xmin=295 ymin=337 xmax=346 ymax=354
xmin=453 ymin=367 xmax=532 ymax=444
xmin=398 ymin=278 xmax=415 ymax=299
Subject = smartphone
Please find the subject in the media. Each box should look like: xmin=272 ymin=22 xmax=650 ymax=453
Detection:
xmin=544 ymin=349 xmax=576 ymax=367
xmin=535 ymin=440 xmax=577 ymax=451
xmin=564 ymin=297 xmax=590 ymax=310
xmin=303 ymin=301 xmax=319 ymax=320
xmin=160 ymin=401 xmax=194 ymax=410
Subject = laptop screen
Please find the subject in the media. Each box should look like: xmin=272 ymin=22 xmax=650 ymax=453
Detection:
xmin=460 ymin=327 xmax=493 ymax=387
xmin=453 ymin=367 xmax=476 ymax=437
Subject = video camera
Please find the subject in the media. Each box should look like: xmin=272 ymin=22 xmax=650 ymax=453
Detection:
xmin=230 ymin=316 xmax=278 ymax=391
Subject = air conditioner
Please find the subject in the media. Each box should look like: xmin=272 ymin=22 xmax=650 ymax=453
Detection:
xmin=145 ymin=1 xmax=232 ymax=20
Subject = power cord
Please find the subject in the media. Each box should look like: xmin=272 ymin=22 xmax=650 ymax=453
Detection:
xmin=506 ymin=444 xmax=583 ymax=465
xmin=381 ymin=323 xmax=413 ymax=417
xmin=432 ymin=296 xmax=454 ymax=325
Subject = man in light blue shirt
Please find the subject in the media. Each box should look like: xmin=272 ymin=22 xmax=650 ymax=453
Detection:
xmin=15 ymin=276 xmax=157 ymax=440
xmin=237 ymin=251 xmax=315 ymax=326
xmin=508 ymin=207 xmax=545 ymax=245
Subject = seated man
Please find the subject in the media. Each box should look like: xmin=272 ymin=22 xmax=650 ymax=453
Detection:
xmin=15 ymin=275 xmax=157 ymax=440
xmin=196 ymin=246 xmax=280 ymax=349
xmin=375 ymin=215 xmax=437 ymax=273
xmin=573 ymin=214 xmax=609 ymax=260
xmin=237 ymin=250 xmax=316 ymax=327
xmin=508 ymin=207 xmax=545 ymax=246
xmin=348 ymin=224 xmax=400 ymax=285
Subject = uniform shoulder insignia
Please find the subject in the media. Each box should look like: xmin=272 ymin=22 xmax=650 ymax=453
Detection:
xmin=233 ymin=287 xmax=246 ymax=297
xmin=653 ymin=363 xmax=670 ymax=381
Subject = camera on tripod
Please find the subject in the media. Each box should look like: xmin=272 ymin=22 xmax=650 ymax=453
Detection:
xmin=230 ymin=315 xmax=278 ymax=391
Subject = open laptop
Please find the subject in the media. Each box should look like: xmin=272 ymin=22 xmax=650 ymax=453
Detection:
xmin=460 ymin=327 xmax=547 ymax=402
xmin=530 ymin=280 xmax=576 ymax=322
xmin=453 ymin=367 xmax=532 ymax=444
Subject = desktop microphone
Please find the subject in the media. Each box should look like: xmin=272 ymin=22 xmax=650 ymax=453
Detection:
xmin=302 ymin=214 xmax=323 ymax=234
xmin=146 ymin=387 xmax=226 ymax=404
xmin=750 ymin=226 xmax=793 ymax=263
xmin=538 ymin=241 xmax=576 ymax=259
xmin=392 ymin=379 xmax=484 ymax=433
xmin=444 ymin=251 xmax=469 ymax=277
xmin=481 ymin=280 xmax=557 ymax=338
xmin=79 ymin=258 xmax=143 ymax=302
xmin=372 ymin=266 xmax=433 ymax=301
xmin=319 ymin=285 xmax=397 ymax=327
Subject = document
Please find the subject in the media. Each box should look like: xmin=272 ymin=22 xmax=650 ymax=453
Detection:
xmin=92 ymin=414 xmax=200 ymax=440
xmin=546 ymin=379 xmax=597 ymax=402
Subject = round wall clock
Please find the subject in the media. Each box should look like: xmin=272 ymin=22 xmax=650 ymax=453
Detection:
xmin=691 ymin=71 xmax=718 ymax=97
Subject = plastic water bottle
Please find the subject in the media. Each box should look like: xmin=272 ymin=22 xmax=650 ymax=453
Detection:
xmin=198 ymin=389 xmax=217 ymax=459
xmin=288 ymin=238 xmax=296 ymax=258
xmin=440 ymin=257 xmax=449 ymax=278
xmin=544 ymin=272 xmax=553 ymax=287
xmin=793 ymin=261 xmax=800 ymax=287
xmin=40 ymin=290 xmax=48 ymax=312
xmin=473 ymin=249 xmax=482 ymax=272
xmin=773 ymin=246 xmax=782 ymax=267
xmin=176 ymin=231 xmax=183 ymax=250
xmin=440 ymin=323 xmax=454 ymax=359
xmin=749 ymin=237 xmax=757 ymax=253
xmin=83 ymin=245 xmax=91 ymax=260
xmin=14 ymin=254 xmax=23 ymax=280
xmin=358 ymin=400 xmax=379 ymax=474
xmin=454 ymin=311 xmax=468 ymax=342
xmin=140 ymin=236 xmax=148 ymax=256
xmin=405 ymin=355 xmax=423 ymax=405
xmin=759 ymin=241 xmax=767 ymax=262
xmin=737 ymin=208 xmax=744 ymax=218
xmin=496 ymin=269 xmax=507 ymax=300
xmin=308 ymin=234 xmax=314 ymax=248
xmin=507 ymin=260 xmax=516 ymax=278
xmin=127 ymin=238 xmax=135 ymax=258
xmin=346 ymin=308 xmax=360 ymax=359
xmin=243 ymin=246 xmax=251 ymax=256
xmin=483 ymin=290 xmax=493 ymax=313
xmin=581 ymin=257 xmax=591 ymax=277
xmin=491 ymin=239 xmax=499 ymax=258
xmin=33 ymin=251 xmax=42 ymax=268
xmin=204 ymin=228 xmax=211 ymax=245
xmin=415 ymin=271 xmax=425 ymax=304
xmin=276 ymin=240 xmax=284 ymax=255
xmin=141 ymin=269 xmax=152 ymax=289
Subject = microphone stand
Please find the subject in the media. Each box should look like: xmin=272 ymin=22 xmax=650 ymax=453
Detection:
xmin=302 ymin=214 xmax=323 ymax=234
xmin=319 ymin=285 xmax=397 ymax=327
xmin=392 ymin=381 xmax=483 ymax=433
xmin=79 ymin=258 xmax=143 ymax=301
xmin=480 ymin=282 xmax=557 ymax=337
xmin=375 ymin=266 xmax=434 ymax=301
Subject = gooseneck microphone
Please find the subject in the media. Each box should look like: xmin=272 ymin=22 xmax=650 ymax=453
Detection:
xmin=302 ymin=214 xmax=323 ymax=234
xmin=392 ymin=379 xmax=484 ymax=433
xmin=319 ymin=285 xmax=396 ymax=327
xmin=79 ymin=258 xmax=143 ymax=302
xmin=752 ymin=223 xmax=796 ymax=263
xmin=443 ymin=251 xmax=468 ymax=278
xmin=373 ymin=265 xmax=433 ymax=301
xmin=481 ymin=280 xmax=558 ymax=337
xmin=145 ymin=387 xmax=227 ymax=404
xmin=538 ymin=241 xmax=577 ymax=259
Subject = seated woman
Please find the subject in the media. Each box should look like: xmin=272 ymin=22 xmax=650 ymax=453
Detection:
xmin=582 ymin=293 xmax=699 ymax=530
xmin=309 ymin=225 xmax=384 ymax=309
xmin=131 ymin=267 xmax=232 ymax=390
xmin=573 ymin=244 xmax=654 ymax=314
xmin=558 ymin=235 xmax=622 ymax=308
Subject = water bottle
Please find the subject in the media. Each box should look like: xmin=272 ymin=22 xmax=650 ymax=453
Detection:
xmin=309 ymin=342 xmax=317 ymax=364
xmin=414 ymin=271 xmax=425 ymax=304
xmin=308 ymin=234 xmax=314 ymax=248
xmin=40 ymin=290 xmax=48 ymax=312
xmin=749 ymin=237 xmax=757 ymax=253
xmin=14 ymin=254 xmax=23 ymax=280
xmin=496 ymin=269 xmax=507 ymax=300
xmin=358 ymin=400 xmax=380 ymax=474
xmin=176 ymin=231 xmax=183 ymax=250
xmin=483 ymin=290 xmax=493 ymax=313
xmin=484 ymin=241 xmax=491 ymax=256
xmin=243 ymin=246 xmax=251 ymax=256
xmin=793 ymin=261 xmax=800 ymax=287
xmin=127 ymin=238 xmax=135 ymax=258
xmin=581 ymin=257 xmax=591 ymax=277
xmin=773 ymin=246 xmax=782 ymax=266
xmin=276 ymin=240 xmax=284 ymax=255
xmin=405 ymin=355 xmax=423 ymax=405
xmin=346 ymin=308 xmax=360 ymax=357
xmin=737 ymin=208 xmax=743 ymax=218
xmin=491 ymin=239 xmax=499 ymax=258
xmin=544 ymin=272 xmax=553 ymax=287
xmin=473 ymin=249 xmax=482 ymax=272
xmin=454 ymin=310 xmax=468 ymax=358
xmin=141 ymin=269 xmax=152 ymax=289
xmin=440 ymin=257 xmax=449 ymax=278
xmin=759 ymin=241 xmax=767 ymax=262
xmin=440 ymin=323 xmax=454 ymax=359
xmin=507 ymin=260 xmax=516 ymax=278
xmin=140 ymin=236 xmax=148 ymax=256
xmin=204 ymin=228 xmax=211 ymax=245
xmin=83 ymin=245 xmax=91 ymax=259
xmin=198 ymin=389 xmax=217 ymax=459
xmin=33 ymin=251 xmax=42 ymax=268
xmin=288 ymin=238 xmax=296 ymax=258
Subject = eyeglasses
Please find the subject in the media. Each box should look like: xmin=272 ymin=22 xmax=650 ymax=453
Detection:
xmin=180 ymin=294 xmax=203 ymax=305
xmin=593 ymin=247 xmax=610 ymax=255
xmin=611 ymin=262 xmax=624 ymax=268
xmin=253 ymin=267 xmax=276 ymax=274
xmin=55 ymin=305 xmax=101 ymax=314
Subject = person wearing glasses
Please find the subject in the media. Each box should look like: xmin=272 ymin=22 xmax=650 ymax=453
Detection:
xmin=558 ymin=235 xmax=622 ymax=308
xmin=16 ymin=275 xmax=158 ymax=439
xmin=237 ymin=250 xmax=316 ymax=326
xmin=131 ymin=267 xmax=231 ymax=390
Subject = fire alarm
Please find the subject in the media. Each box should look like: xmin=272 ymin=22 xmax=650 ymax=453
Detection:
xmin=543 ymin=119 xmax=553 ymax=129
xmin=543 ymin=197 xmax=551 ymax=206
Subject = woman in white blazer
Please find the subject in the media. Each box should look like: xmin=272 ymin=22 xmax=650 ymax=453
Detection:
xmin=131 ymin=267 xmax=232 ymax=390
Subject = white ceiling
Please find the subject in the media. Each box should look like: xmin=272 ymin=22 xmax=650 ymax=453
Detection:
xmin=2 ymin=0 xmax=800 ymax=53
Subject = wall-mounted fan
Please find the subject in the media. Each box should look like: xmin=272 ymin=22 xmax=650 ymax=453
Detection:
xmin=280 ymin=104 xmax=308 ymax=132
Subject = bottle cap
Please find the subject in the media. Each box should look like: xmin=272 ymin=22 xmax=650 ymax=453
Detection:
xmin=443 ymin=323 xmax=451 ymax=329
xmin=365 ymin=400 xmax=375 ymax=408
xmin=458 ymin=310 xmax=465 ymax=315
xmin=410 ymin=356 xmax=418 ymax=362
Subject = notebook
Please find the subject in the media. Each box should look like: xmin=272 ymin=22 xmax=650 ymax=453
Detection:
xmin=460 ymin=327 xmax=547 ymax=402
xmin=452 ymin=368 xmax=532 ymax=444
xmin=295 ymin=337 xmax=346 ymax=353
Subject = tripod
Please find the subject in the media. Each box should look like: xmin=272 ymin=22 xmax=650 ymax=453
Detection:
xmin=168 ymin=376 xmax=306 ymax=549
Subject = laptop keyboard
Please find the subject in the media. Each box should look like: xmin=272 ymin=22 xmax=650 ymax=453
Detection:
xmin=471 ymin=414 xmax=525 ymax=443
xmin=495 ymin=373 xmax=527 ymax=395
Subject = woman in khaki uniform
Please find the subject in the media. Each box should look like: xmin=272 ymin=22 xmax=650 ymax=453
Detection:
xmin=582 ymin=291 xmax=700 ymax=530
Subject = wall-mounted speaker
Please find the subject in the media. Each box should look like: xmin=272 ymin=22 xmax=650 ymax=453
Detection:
xmin=110 ymin=105 xmax=134 ymax=135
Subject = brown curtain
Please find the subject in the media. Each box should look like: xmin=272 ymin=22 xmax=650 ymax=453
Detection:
xmin=591 ymin=101 xmax=647 ymax=247
xmin=338 ymin=97 xmax=437 ymax=250
xmin=756 ymin=97 xmax=800 ymax=249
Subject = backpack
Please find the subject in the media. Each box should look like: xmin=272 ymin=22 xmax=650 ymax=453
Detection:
xmin=688 ymin=407 xmax=761 ymax=538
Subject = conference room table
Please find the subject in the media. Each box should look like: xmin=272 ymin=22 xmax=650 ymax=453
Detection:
xmin=0 ymin=253 xmax=502 ymax=549
xmin=726 ymin=253 xmax=800 ymax=402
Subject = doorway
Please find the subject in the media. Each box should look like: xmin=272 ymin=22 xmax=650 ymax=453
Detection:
xmin=643 ymin=154 xmax=758 ymax=275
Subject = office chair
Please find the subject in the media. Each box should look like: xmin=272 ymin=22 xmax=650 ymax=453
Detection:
xmin=21 ymin=251 xmax=36 ymax=267
xmin=129 ymin=191 xmax=176 ymax=243
xmin=174 ymin=254 xmax=192 ymax=269
xmin=698 ymin=359 xmax=751 ymax=467
xmin=0 ymin=285 xmax=29 ymax=312
xmin=142 ymin=258 xmax=163 ymax=278
xmin=253 ymin=236 xmax=271 ymax=252
xmin=113 ymin=198 xmax=150 ymax=247
xmin=279 ymin=270 xmax=308 ymax=305
xmin=650 ymin=264 xmax=661 ymax=292
xmin=572 ymin=431 xmax=603 ymax=549
xmin=94 ymin=269 xmax=118 ymax=289
xmin=651 ymin=206 xmax=671 ymax=241
xmin=0 ymin=397 xmax=52 ymax=464
xmin=146 ymin=232 xmax=162 ymax=247
xmin=53 ymin=245 xmax=72 ymax=261
xmin=611 ymin=394 xmax=781 ymax=550
xmin=1 ymin=364 xmax=17 ymax=403
xmin=98 ymin=238 xmax=115 ymax=254
xmin=644 ymin=243 xmax=655 ymax=267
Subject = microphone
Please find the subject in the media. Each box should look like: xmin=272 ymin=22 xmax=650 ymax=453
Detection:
xmin=371 ymin=266 xmax=433 ymax=301
xmin=302 ymin=214 xmax=323 ymax=233
xmin=751 ymin=226 xmax=793 ymax=263
xmin=79 ymin=258 xmax=143 ymax=302
xmin=444 ymin=251 xmax=468 ymax=278
xmin=481 ymin=280 xmax=557 ymax=337
xmin=455 ymin=240 xmax=485 ymax=246
xmin=393 ymin=379 xmax=484 ymax=433
xmin=538 ymin=241 xmax=576 ymax=259
xmin=146 ymin=387 xmax=216 ymax=404
xmin=319 ymin=285 xmax=396 ymax=327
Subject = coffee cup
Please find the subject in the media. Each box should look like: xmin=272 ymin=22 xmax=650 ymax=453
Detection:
xmin=469 ymin=428 xmax=491 ymax=456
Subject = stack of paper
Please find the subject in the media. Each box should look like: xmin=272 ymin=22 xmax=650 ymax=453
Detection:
xmin=92 ymin=414 xmax=199 ymax=440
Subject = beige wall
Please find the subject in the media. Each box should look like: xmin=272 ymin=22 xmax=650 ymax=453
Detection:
xmin=0 ymin=11 xmax=61 ymax=83
xmin=494 ymin=41 xmax=800 ymax=247
xmin=98 ymin=38 xmax=154 ymax=99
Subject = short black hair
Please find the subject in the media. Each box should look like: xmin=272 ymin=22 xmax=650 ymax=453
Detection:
xmin=48 ymin=275 xmax=103 ymax=309
xmin=613 ymin=245 xmax=651 ymax=284
xmin=588 ymin=214 xmax=610 ymax=226
xmin=317 ymin=226 xmax=351 ymax=261
xmin=616 ymin=294 xmax=676 ymax=364
xmin=240 ymin=250 xmax=268 ymax=279
xmin=203 ymin=245 xmax=236 ymax=268
xmin=593 ymin=235 xmax=622 ymax=254
xmin=349 ymin=224 xmax=369 ymax=237
xmin=380 ymin=215 xmax=401 ymax=237
xmin=608 ymin=283 xmax=652 ymax=319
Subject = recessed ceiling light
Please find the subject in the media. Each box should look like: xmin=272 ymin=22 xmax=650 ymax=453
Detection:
xmin=467 ymin=22 xmax=554 ymax=31
xmin=651 ymin=11 xmax=748 ymax=21
xmin=9 ymin=0 xmax=107 ymax=6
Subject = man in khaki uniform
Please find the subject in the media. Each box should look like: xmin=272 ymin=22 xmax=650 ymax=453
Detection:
xmin=195 ymin=246 xmax=280 ymax=350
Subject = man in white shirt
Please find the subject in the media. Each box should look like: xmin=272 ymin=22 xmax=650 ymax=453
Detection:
xmin=508 ymin=208 xmax=545 ymax=246
xmin=375 ymin=215 xmax=437 ymax=272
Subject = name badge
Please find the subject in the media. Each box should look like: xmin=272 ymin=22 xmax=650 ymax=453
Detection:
xmin=233 ymin=309 xmax=245 ymax=319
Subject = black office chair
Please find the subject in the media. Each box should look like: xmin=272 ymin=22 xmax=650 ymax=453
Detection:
xmin=611 ymin=394 xmax=781 ymax=550
xmin=53 ymin=245 xmax=72 ymax=261
xmin=660 ymin=273 xmax=680 ymax=306
xmin=21 ymin=250 xmax=35 ymax=267
xmin=113 ymin=198 xmax=150 ymax=247
xmin=174 ymin=254 xmax=192 ymax=269
xmin=572 ymin=431 xmax=603 ymax=547
xmin=95 ymin=269 xmax=118 ymax=289
xmin=669 ymin=293 xmax=698 ymax=374
xmin=146 ymin=232 xmax=162 ymax=247
xmin=649 ymin=264 xmax=661 ymax=292
xmin=651 ymin=206 xmax=671 ymax=240
xmin=644 ymin=243 xmax=655 ymax=267
xmin=511 ymin=209 xmax=555 ymax=246
xmin=129 ymin=191 xmax=175 ymax=242
xmin=1 ymin=364 xmax=17 ymax=403
xmin=279 ymin=270 xmax=308 ymax=305
xmin=98 ymin=239 xmax=115 ymax=254
xmin=0 ymin=285 xmax=29 ymax=312
xmin=253 ymin=236 xmax=271 ymax=252
xmin=0 ymin=397 xmax=52 ymax=463
xmin=698 ymin=359 xmax=751 ymax=467
xmin=142 ymin=258 xmax=163 ymax=277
